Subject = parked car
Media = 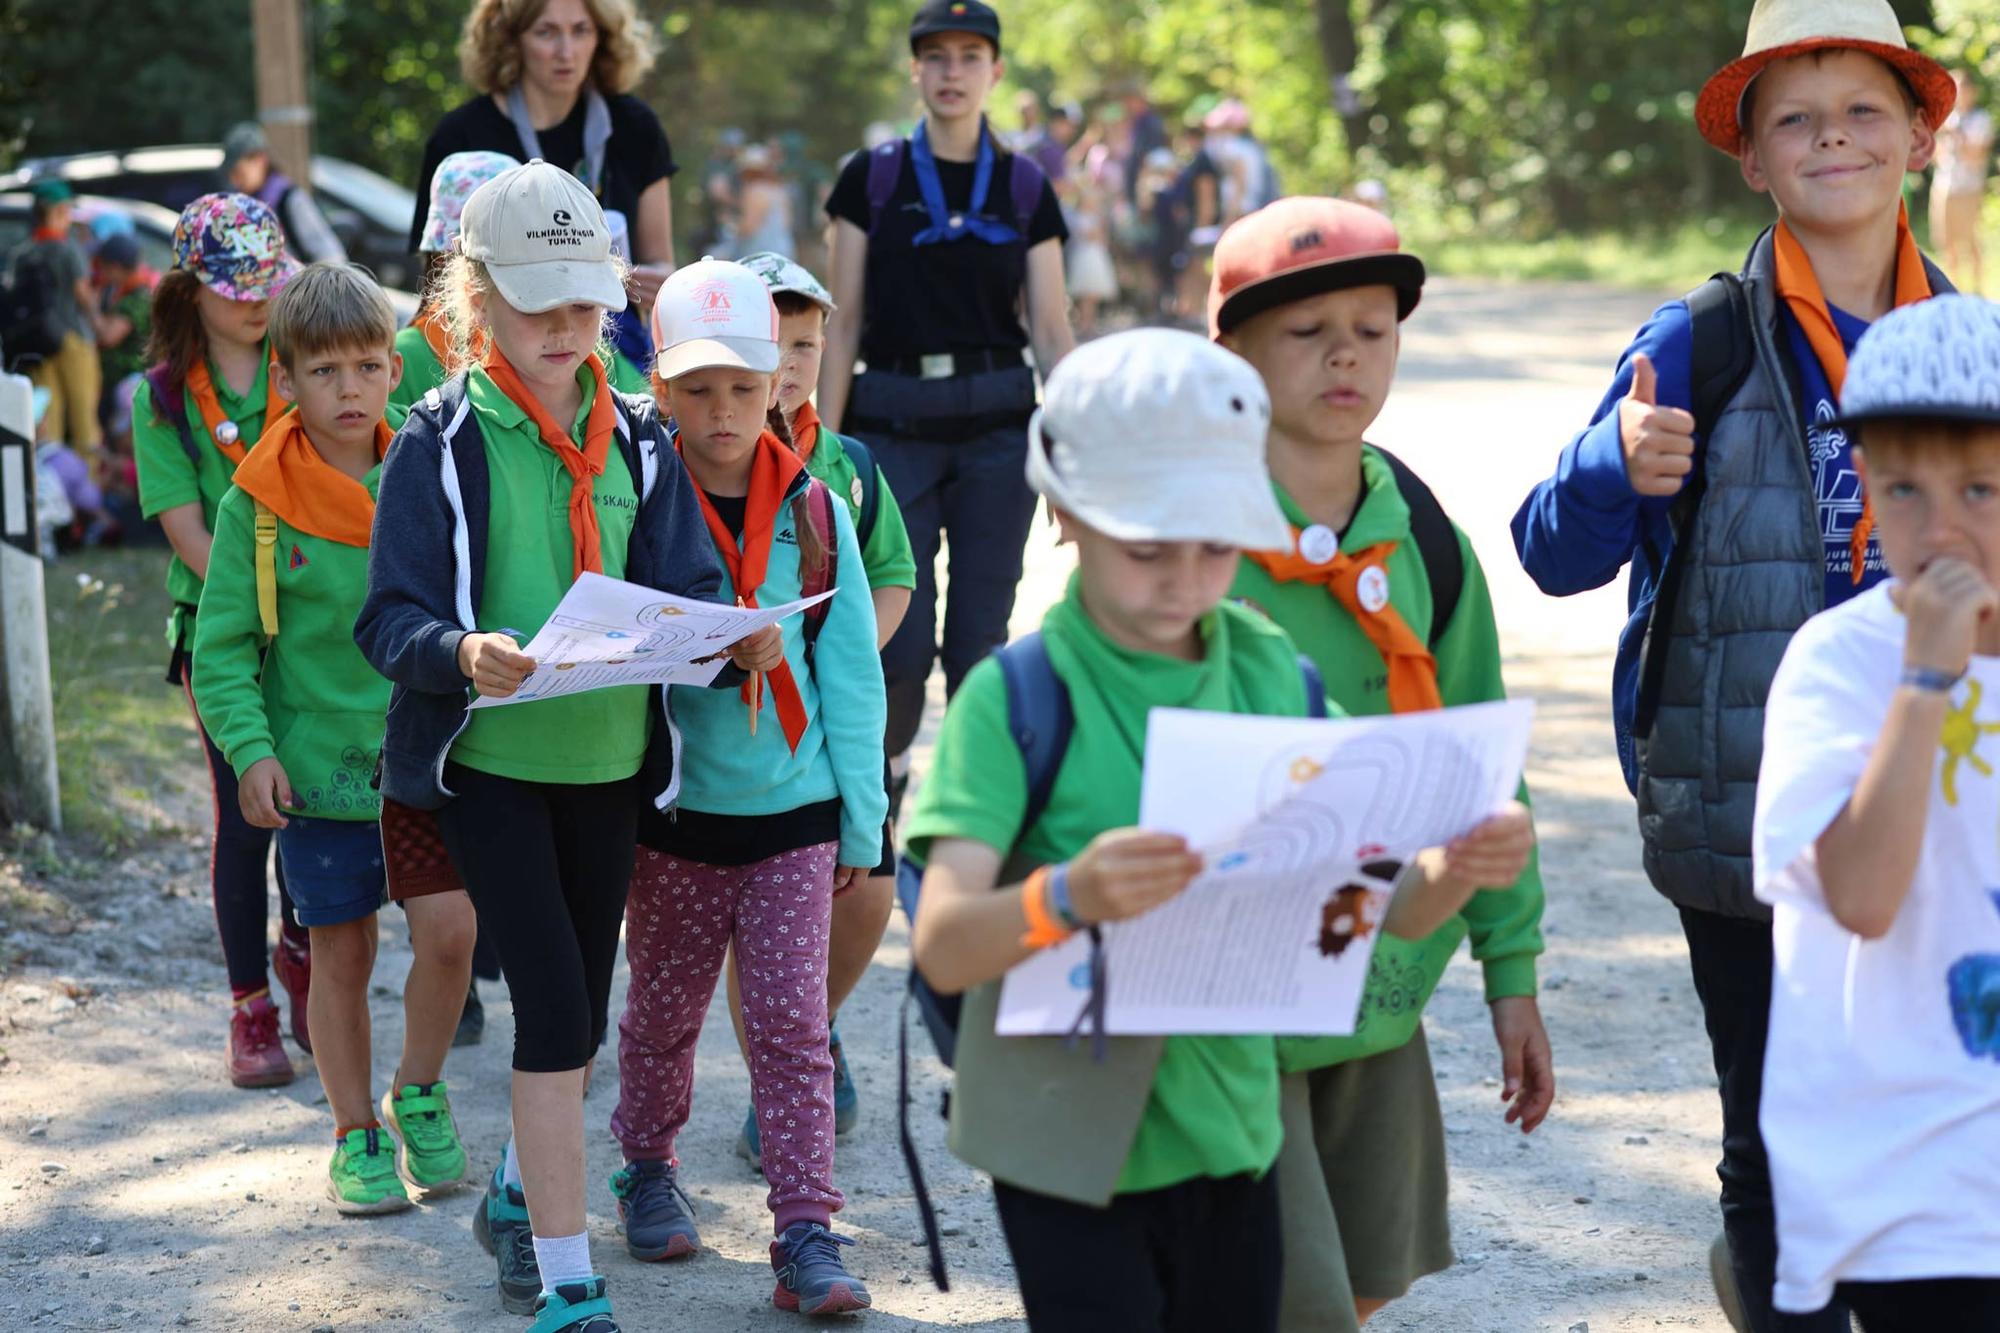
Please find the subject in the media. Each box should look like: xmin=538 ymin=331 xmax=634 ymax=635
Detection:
xmin=1 ymin=145 xmax=422 ymax=292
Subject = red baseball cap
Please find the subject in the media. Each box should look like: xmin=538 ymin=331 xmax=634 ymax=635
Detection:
xmin=1208 ymin=197 xmax=1426 ymax=338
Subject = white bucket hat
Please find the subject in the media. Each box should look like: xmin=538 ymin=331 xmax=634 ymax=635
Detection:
xmin=650 ymin=258 xmax=782 ymax=381
xmin=458 ymin=159 xmax=627 ymax=314
xmin=738 ymin=250 xmax=837 ymax=313
xmin=1835 ymin=294 xmax=2000 ymax=429
xmin=1026 ymin=328 xmax=1290 ymax=551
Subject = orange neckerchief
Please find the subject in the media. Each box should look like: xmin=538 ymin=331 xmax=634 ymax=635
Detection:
xmin=483 ymin=348 xmax=616 ymax=581
xmin=415 ymin=307 xmax=452 ymax=366
xmin=683 ymin=430 xmax=813 ymax=752
xmin=186 ymin=345 xmax=283 ymax=468
xmin=30 ymin=226 xmax=65 ymax=244
xmin=1774 ymin=204 xmax=1932 ymax=584
xmin=789 ymin=398 xmax=825 ymax=466
xmin=231 ymin=413 xmax=392 ymax=548
xmin=1247 ymin=534 xmax=1444 ymax=715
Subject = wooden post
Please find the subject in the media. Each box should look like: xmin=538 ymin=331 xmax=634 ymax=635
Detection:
xmin=250 ymin=0 xmax=314 ymax=183
xmin=0 ymin=373 xmax=62 ymax=832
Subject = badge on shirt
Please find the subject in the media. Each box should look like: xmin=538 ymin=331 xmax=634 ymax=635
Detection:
xmin=1298 ymin=523 xmax=1339 ymax=565
xmin=214 ymin=420 xmax=240 ymax=447
xmin=1357 ymin=565 xmax=1391 ymax=614
xmin=850 ymin=476 xmax=865 ymax=510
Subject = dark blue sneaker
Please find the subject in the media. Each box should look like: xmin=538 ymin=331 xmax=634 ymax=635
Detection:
xmin=529 ymin=1276 xmax=619 ymax=1332
xmin=770 ymin=1222 xmax=871 ymax=1315
xmin=472 ymin=1160 xmax=540 ymax=1314
xmin=735 ymin=1106 xmax=763 ymax=1174
xmin=609 ymin=1159 xmax=700 ymax=1260
xmin=830 ymin=1024 xmax=859 ymax=1137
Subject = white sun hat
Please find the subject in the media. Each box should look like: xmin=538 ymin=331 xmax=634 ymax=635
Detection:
xmin=650 ymin=257 xmax=782 ymax=381
xmin=457 ymin=159 xmax=626 ymax=314
xmin=1835 ymin=295 xmax=2000 ymax=429
xmin=1026 ymin=327 xmax=1290 ymax=551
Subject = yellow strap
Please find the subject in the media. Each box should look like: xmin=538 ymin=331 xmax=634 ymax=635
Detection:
xmin=253 ymin=501 xmax=279 ymax=638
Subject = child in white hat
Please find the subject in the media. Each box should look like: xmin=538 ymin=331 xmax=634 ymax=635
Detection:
xmin=903 ymin=327 xmax=1532 ymax=1331
xmin=606 ymin=258 xmax=885 ymax=1316
xmin=1754 ymin=294 xmax=2000 ymax=1326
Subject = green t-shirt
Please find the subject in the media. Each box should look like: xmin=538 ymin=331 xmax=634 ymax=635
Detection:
xmin=802 ymin=426 xmax=916 ymax=592
xmin=386 ymin=323 xmax=444 ymax=428
xmin=133 ymin=349 xmax=278 ymax=639
xmin=99 ymin=284 xmax=152 ymax=384
xmin=1229 ymin=445 xmax=1545 ymax=1072
xmin=448 ymin=366 xmax=646 ymax=785
xmin=192 ymin=465 xmax=390 ymax=821
xmin=906 ymin=577 xmax=1307 ymax=1194
xmin=607 ymin=347 xmax=651 ymax=396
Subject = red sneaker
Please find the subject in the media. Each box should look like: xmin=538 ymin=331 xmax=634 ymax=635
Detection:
xmin=228 ymin=993 xmax=295 ymax=1088
xmin=272 ymin=935 xmax=312 ymax=1052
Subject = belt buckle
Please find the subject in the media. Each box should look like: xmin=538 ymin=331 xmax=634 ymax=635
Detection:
xmin=919 ymin=353 xmax=955 ymax=380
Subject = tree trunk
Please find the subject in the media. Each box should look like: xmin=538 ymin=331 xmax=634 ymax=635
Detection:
xmin=1314 ymin=0 xmax=1372 ymax=154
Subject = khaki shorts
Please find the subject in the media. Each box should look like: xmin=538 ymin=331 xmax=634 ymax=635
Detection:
xmin=1931 ymin=187 xmax=1984 ymax=250
xmin=1276 ymin=1027 xmax=1454 ymax=1332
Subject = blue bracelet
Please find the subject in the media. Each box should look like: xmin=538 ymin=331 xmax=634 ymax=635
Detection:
xmin=1901 ymin=664 xmax=1966 ymax=694
xmin=1048 ymin=862 xmax=1085 ymax=932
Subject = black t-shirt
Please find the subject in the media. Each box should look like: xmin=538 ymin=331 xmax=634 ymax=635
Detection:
xmin=824 ymin=143 xmax=1067 ymax=364
xmin=408 ymin=92 xmax=678 ymax=253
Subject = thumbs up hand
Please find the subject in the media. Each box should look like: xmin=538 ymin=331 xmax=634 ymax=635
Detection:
xmin=1619 ymin=353 xmax=1698 ymax=498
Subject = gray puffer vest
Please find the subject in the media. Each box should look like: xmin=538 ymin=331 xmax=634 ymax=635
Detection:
xmin=1633 ymin=230 xmax=1949 ymax=920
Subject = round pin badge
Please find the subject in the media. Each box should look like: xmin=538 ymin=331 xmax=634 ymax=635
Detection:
xmin=949 ymin=215 xmax=965 ymax=229
xmin=214 ymin=420 xmax=240 ymax=447
xmin=850 ymin=477 xmax=865 ymax=509
xmin=1297 ymin=524 xmax=1339 ymax=565
xmin=1358 ymin=566 xmax=1391 ymax=614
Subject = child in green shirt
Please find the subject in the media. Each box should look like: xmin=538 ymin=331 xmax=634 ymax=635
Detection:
xmin=906 ymin=326 xmax=1534 ymax=1333
xmin=192 ymin=262 xmax=475 ymax=1217
xmin=1211 ymin=196 xmax=1553 ymax=1332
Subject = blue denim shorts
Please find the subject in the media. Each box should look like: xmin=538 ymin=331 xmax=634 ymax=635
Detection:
xmin=277 ymin=815 xmax=386 ymax=927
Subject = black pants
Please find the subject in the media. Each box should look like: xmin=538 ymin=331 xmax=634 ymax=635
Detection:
xmin=186 ymin=679 xmax=300 ymax=993
xmin=993 ymin=1172 xmax=1282 ymax=1333
xmin=435 ymin=763 xmax=638 ymax=1073
xmin=1836 ymin=1278 xmax=2000 ymax=1331
xmin=1680 ymin=908 xmax=1850 ymax=1333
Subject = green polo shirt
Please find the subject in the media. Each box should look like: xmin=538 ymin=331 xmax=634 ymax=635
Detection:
xmin=133 ymin=349 xmax=278 ymax=641
xmin=802 ymin=426 xmax=916 ymax=592
xmin=907 ymin=577 xmax=1315 ymax=1194
xmin=386 ymin=323 xmax=444 ymax=427
xmin=448 ymin=366 xmax=646 ymax=785
xmin=1230 ymin=445 xmax=1545 ymax=1073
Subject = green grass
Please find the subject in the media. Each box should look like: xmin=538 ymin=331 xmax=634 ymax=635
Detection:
xmin=1404 ymin=220 xmax=1762 ymax=290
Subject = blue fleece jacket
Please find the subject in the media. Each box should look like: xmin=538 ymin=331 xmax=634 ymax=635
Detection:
xmin=669 ymin=471 xmax=887 ymax=867
xmin=355 ymin=376 xmax=725 ymax=810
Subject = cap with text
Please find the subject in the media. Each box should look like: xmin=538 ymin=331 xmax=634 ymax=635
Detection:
xmin=1208 ymin=196 xmax=1426 ymax=338
xmin=650 ymin=258 xmax=782 ymax=381
xmin=457 ymin=159 xmax=626 ymax=314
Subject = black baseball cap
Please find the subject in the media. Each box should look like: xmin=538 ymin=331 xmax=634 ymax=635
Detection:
xmin=909 ymin=0 xmax=1001 ymax=55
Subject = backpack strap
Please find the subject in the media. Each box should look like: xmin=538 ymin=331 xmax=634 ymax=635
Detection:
xmin=1685 ymin=273 xmax=1754 ymax=440
xmin=1007 ymin=150 xmax=1047 ymax=238
xmin=865 ymin=140 xmax=907 ymax=236
xmin=994 ymin=631 xmax=1074 ymax=839
xmin=144 ymin=363 xmax=202 ymax=468
xmin=1371 ymin=446 xmax=1464 ymax=649
xmin=799 ymin=478 xmax=840 ymax=664
xmin=252 ymin=499 xmax=280 ymax=638
xmin=1298 ymin=653 xmax=1328 ymax=718
xmin=835 ymin=432 xmax=882 ymax=546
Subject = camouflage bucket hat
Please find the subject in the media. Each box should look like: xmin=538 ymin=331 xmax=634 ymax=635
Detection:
xmin=171 ymin=192 xmax=300 ymax=302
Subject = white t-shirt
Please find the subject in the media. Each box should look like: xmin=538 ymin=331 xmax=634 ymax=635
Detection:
xmin=1936 ymin=107 xmax=1995 ymax=196
xmin=1753 ymin=583 xmax=2000 ymax=1313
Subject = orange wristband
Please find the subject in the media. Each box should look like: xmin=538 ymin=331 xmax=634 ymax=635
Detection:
xmin=1019 ymin=867 xmax=1073 ymax=950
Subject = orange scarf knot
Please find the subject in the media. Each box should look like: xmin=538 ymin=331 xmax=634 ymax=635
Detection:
xmin=1247 ymin=531 xmax=1443 ymax=714
xmin=231 ymin=413 xmax=391 ymax=547
xmin=483 ymin=348 xmax=617 ymax=582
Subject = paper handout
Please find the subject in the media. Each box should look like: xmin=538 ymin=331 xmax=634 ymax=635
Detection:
xmin=996 ymin=699 xmax=1535 ymax=1037
xmin=467 ymin=572 xmax=836 ymax=709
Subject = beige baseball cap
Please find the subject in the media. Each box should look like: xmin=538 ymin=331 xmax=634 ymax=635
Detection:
xmin=1026 ymin=328 xmax=1290 ymax=551
xmin=458 ymin=159 xmax=627 ymax=314
xmin=650 ymin=258 xmax=782 ymax=381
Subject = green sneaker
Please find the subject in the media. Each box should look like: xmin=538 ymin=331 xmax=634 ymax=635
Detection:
xmin=380 ymin=1082 xmax=470 ymax=1195
xmin=328 ymin=1126 xmax=412 ymax=1215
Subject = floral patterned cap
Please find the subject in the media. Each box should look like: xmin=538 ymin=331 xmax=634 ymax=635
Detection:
xmin=421 ymin=150 xmax=522 ymax=254
xmin=171 ymin=192 xmax=299 ymax=302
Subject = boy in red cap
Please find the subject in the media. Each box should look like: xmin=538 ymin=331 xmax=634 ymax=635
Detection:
xmin=1512 ymin=2 xmax=1954 ymax=1327
xmin=1212 ymin=197 xmax=1552 ymax=1332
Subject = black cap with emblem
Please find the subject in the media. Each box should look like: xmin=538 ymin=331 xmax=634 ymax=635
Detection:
xmin=909 ymin=0 xmax=1001 ymax=55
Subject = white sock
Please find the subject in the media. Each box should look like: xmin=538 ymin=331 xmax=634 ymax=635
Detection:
xmin=501 ymin=1137 xmax=522 ymax=1190
xmin=533 ymin=1231 xmax=594 ymax=1295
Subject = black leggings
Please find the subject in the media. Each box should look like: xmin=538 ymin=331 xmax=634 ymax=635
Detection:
xmin=1836 ymin=1278 xmax=2000 ymax=1332
xmin=186 ymin=680 xmax=299 ymax=993
xmin=993 ymin=1171 xmax=1282 ymax=1333
xmin=435 ymin=763 xmax=638 ymax=1073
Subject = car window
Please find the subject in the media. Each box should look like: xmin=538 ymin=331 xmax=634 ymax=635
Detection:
xmin=311 ymin=158 xmax=418 ymax=237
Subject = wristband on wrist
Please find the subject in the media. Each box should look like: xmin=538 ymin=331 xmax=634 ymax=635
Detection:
xmin=1901 ymin=664 xmax=1966 ymax=694
xmin=1019 ymin=867 xmax=1073 ymax=951
xmin=1048 ymin=861 xmax=1086 ymax=931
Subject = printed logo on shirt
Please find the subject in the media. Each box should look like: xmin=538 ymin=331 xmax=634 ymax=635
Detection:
xmin=596 ymin=493 xmax=637 ymax=513
xmin=288 ymin=544 xmax=307 ymax=570
xmin=1806 ymin=399 xmax=1885 ymax=583
xmin=525 ymin=210 xmax=597 ymax=247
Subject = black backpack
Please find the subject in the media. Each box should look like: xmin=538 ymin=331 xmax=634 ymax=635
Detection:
xmin=0 ymin=244 xmax=64 ymax=369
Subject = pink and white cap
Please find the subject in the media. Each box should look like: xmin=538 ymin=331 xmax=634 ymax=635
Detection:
xmin=649 ymin=257 xmax=781 ymax=381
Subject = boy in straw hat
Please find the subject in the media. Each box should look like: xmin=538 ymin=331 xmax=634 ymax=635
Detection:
xmin=906 ymin=327 xmax=1533 ymax=1331
xmin=1512 ymin=1 xmax=1955 ymax=1327
xmin=1753 ymin=294 xmax=2000 ymax=1327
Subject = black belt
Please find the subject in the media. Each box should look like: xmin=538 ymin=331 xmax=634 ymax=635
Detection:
xmin=871 ymin=348 xmax=1025 ymax=380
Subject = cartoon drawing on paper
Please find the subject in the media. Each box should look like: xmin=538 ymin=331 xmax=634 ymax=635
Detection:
xmin=1317 ymin=860 xmax=1399 ymax=958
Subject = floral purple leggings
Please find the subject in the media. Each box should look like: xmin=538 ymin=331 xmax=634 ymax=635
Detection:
xmin=611 ymin=842 xmax=843 ymax=1234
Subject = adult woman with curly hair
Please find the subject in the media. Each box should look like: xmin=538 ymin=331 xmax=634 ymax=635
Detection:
xmin=409 ymin=0 xmax=676 ymax=316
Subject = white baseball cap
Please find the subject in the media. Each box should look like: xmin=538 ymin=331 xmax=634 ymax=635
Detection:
xmin=650 ymin=258 xmax=782 ymax=381
xmin=737 ymin=250 xmax=836 ymax=313
xmin=1836 ymin=294 xmax=2000 ymax=430
xmin=1026 ymin=328 xmax=1290 ymax=551
xmin=458 ymin=159 xmax=627 ymax=314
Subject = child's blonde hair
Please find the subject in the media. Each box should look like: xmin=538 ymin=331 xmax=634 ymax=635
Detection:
xmin=436 ymin=251 xmax=627 ymax=374
xmin=267 ymin=262 xmax=397 ymax=370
